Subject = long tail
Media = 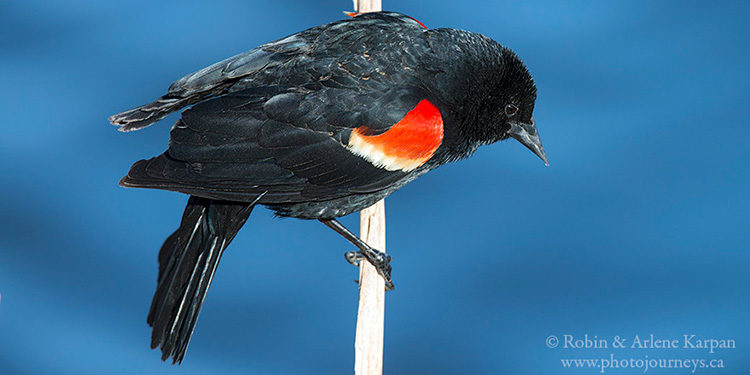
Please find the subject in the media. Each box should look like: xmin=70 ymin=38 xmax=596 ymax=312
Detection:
xmin=147 ymin=196 xmax=255 ymax=364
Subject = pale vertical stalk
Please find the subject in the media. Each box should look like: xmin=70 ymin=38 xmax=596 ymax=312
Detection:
xmin=351 ymin=2 xmax=385 ymax=374
xmin=353 ymin=0 xmax=381 ymax=13
xmin=355 ymin=200 xmax=385 ymax=375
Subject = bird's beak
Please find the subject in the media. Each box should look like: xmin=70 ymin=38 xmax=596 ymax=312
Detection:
xmin=507 ymin=117 xmax=548 ymax=166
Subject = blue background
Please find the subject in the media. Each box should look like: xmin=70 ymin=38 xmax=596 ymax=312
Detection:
xmin=1 ymin=1 xmax=748 ymax=374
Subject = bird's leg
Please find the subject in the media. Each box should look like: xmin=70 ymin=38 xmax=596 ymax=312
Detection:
xmin=319 ymin=218 xmax=394 ymax=290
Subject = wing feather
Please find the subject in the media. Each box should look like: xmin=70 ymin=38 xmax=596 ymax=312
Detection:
xmin=119 ymin=12 xmax=437 ymax=203
xmin=109 ymin=12 xmax=427 ymax=131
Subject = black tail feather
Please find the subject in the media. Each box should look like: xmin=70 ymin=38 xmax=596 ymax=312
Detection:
xmin=147 ymin=196 xmax=255 ymax=364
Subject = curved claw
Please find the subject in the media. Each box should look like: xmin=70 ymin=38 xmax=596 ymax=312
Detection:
xmin=343 ymin=248 xmax=394 ymax=291
xmin=345 ymin=251 xmax=362 ymax=265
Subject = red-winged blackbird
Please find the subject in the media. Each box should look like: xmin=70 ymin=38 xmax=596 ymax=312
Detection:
xmin=110 ymin=11 xmax=546 ymax=364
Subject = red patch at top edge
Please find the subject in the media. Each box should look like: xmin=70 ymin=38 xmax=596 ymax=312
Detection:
xmin=407 ymin=16 xmax=427 ymax=29
xmin=344 ymin=12 xmax=427 ymax=29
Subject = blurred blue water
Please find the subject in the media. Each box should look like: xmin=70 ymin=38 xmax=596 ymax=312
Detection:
xmin=1 ymin=1 xmax=748 ymax=374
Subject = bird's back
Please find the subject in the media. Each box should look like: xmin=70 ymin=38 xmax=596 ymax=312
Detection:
xmin=113 ymin=12 xmax=457 ymax=219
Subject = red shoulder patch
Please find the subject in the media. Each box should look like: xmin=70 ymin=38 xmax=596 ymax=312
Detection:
xmin=348 ymin=99 xmax=444 ymax=171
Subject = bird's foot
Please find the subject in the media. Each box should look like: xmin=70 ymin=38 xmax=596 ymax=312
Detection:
xmin=345 ymin=248 xmax=394 ymax=291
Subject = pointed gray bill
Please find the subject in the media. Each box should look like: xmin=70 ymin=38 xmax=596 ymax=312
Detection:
xmin=508 ymin=117 xmax=548 ymax=166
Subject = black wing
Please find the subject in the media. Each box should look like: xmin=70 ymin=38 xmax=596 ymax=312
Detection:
xmin=109 ymin=12 xmax=429 ymax=132
xmin=119 ymin=12 xmax=440 ymax=203
xmin=121 ymin=86 xmax=425 ymax=203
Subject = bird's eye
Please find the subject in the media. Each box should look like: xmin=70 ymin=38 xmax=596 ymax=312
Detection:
xmin=505 ymin=104 xmax=519 ymax=117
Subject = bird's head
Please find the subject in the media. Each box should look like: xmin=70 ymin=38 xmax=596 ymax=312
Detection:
xmin=493 ymin=48 xmax=547 ymax=166
xmin=428 ymin=30 xmax=547 ymax=165
xmin=477 ymin=46 xmax=547 ymax=166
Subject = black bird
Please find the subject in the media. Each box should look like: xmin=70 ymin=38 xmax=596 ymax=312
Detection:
xmin=110 ymin=11 xmax=546 ymax=364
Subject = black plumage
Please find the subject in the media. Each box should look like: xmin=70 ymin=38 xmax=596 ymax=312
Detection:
xmin=111 ymin=11 xmax=545 ymax=363
xmin=147 ymin=197 xmax=255 ymax=363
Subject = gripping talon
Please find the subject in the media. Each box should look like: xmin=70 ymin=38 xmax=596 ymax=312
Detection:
xmin=321 ymin=219 xmax=396 ymax=290
xmin=343 ymin=248 xmax=394 ymax=290
xmin=345 ymin=251 xmax=362 ymax=265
